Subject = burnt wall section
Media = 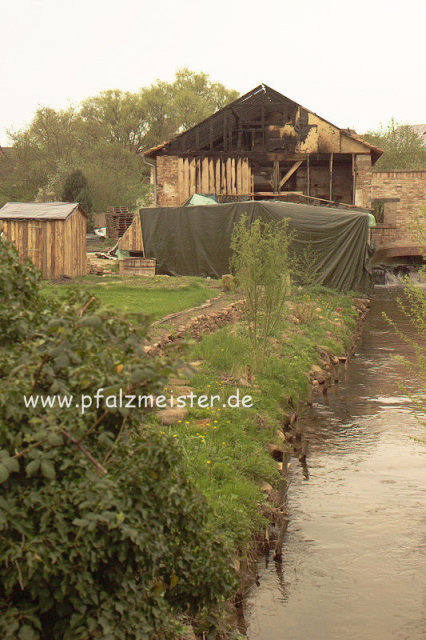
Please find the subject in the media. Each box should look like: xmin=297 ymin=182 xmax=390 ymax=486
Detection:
xmin=156 ymin=154 xmax=356 ymax=206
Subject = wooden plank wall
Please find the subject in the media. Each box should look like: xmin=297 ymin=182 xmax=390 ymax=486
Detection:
xmin=2 ymin=210 xmax=87 ymax=279
xmin=62 ymin=209 xmax=87 ymax=278
xmin=119 ymin=214 xmax=144 ymax=252
xmin=176 ymin=156 xmax=252 ymax=204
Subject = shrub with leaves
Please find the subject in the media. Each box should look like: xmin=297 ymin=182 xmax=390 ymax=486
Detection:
xmin=0 ymin=239 xmax=43 ymax=343
xmin=291 ymin=240 xmax=321 ymax=289
xmin=230 ymin=216 xmax=292 ymax=372
xmin=0 ymin=238 xmax=236 ymax=639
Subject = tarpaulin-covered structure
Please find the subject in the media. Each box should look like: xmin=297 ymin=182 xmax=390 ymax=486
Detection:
xmin=139 ymin=200 xmax=373 ymax=292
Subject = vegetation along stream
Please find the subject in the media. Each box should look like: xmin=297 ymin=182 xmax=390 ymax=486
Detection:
xmin=245 ymin=286 xmax=426 ymax=640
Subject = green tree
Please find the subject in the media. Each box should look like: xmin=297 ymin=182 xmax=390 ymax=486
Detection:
xmin=61 ymin=169 xmax=93 ymax=213
xmin=139 ymin=68 xmax=239 ymax=149
xmin=3 ymin=70 xmax=238 ymax=211
xmin=79 ymin=89 xmax=147 ymax=150
xmin=361 ymin=118 xmax=426 ymax=170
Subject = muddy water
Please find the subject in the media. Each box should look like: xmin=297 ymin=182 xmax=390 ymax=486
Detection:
xmin=246 ymin=287 xmax=426 ymax=640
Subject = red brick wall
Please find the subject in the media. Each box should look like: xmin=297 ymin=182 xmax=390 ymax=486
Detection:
xmin=156 ymin=156 xmax=179 ymax=206
xmin=355 ymin=159 xmax=426 ymax=246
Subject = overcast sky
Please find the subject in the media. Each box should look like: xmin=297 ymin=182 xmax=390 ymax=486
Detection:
xmin=1 ymin=0 xmax=425 ymax=146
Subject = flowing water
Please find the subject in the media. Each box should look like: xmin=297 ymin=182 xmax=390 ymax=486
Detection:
xmin=245 ymin=287 xmax=426 ymax=640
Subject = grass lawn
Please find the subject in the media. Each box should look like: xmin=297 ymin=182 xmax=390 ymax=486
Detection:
xmin=148 ymin=286 xmax=359 ymax=554
xmin=42 ymin=275 xmax=221 ymax=320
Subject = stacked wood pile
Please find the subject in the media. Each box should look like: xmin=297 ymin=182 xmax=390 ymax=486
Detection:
xmin=106 ymin=207 xmax=134 ymax=240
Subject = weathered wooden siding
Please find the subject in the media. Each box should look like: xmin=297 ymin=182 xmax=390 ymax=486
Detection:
xmin=119 ymin=213 xmax=144 ymax=252
xmin=2 ymin=209 xmax=87 ymax=279
xmin=176 ymin=156 xmax=252 ymax=204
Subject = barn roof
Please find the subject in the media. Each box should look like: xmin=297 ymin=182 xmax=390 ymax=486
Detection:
xmin=0 ymin=202 xmax=87 ymax=220
xmin=144 ymin=83 xmax=383 ymax=163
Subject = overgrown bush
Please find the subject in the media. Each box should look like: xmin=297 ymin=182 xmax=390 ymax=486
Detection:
xmin=0 ymin=239 xmax=44 ymax=343
xmin=0 ymin=238 xmax=236 ymax=639
xmin=231 ymin=216 xmax=291 ymax=371
xmin=291 ymin=241 xmax=321 ymax=288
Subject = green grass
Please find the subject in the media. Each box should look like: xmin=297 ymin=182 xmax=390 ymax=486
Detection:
xmin=149 ymin=286 xmax=359 ymax=554
xmin=42 ymin=276 xmax=220 ymax=319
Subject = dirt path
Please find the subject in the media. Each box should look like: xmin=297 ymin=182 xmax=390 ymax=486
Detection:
xmin=147 ymin=291 xmax=244 ymax=349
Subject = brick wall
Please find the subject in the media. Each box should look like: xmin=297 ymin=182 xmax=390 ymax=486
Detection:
xmin=355 ymin=158 xmax=426 ymax=246
xmin=156 ymin=156 xmax=179 ymax=207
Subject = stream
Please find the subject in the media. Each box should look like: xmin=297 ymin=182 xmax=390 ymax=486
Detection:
xmin=245 ymin=286 xmax=426 ymax=640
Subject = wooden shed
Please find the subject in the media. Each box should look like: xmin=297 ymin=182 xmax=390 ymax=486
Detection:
xmin=0 ymin=202 xmax=87 ymax=279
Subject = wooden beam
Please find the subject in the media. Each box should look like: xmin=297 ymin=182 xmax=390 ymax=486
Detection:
xmin=202 ymin=157 xmax=209 ymax=193
xmin=236 ymin=158 xmax=242 ymax=194
xmin=329 ymin=153 xmax=334 ymax=201
xmin=228 ymin=114 xmax=233 ymax=151
xmin=169 ymin=150 xmax=307 ymax=161
xmin=189 ymin=158 xmax=196 ymax=195
xmin=215 ymin=158 xmax=221 ymax=195
xmin=307 ymin=154 xmax=310 ymax=196
xmin=209 ymin=158 xmax=215 ymax=193
xmin=278 ymin=160 xmax=303 ymax=192
xmin=256 ymin=191 xmax=303 ymax=196
xmin=274 ymin=158 xmax=280 ymax=193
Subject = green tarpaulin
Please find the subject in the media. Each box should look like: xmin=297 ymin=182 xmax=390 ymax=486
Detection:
xmin=139 ymin=201 xmax=373 ymax=292
xmin=185 ymin=193 xmax=218 ymax=206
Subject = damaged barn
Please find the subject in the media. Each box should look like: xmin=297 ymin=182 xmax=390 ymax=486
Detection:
xmin=144 ymin=84 xmax=383 ymax=207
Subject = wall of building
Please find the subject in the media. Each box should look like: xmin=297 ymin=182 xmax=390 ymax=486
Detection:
xmin=2 ymin=211 xmax=87 ymax=279
xmin=156 ymin=154 xmax=356 ymax=206
xmin=295 ymin=163 xmax=353 ymax=203
xmin=157 ymin=156 xmax=180 ymax=206
xmin=156 ymin=155 xmax=252 ymax=206
xmin=355 ymin=157 xmax=426 ymax=246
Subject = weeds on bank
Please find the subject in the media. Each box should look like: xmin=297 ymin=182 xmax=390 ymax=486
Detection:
xmin=154 ymin=286 xmax=358 ymax=555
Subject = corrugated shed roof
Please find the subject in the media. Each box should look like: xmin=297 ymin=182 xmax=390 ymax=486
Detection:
xmin=0 ymin=202 xmax=87 ymax=220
